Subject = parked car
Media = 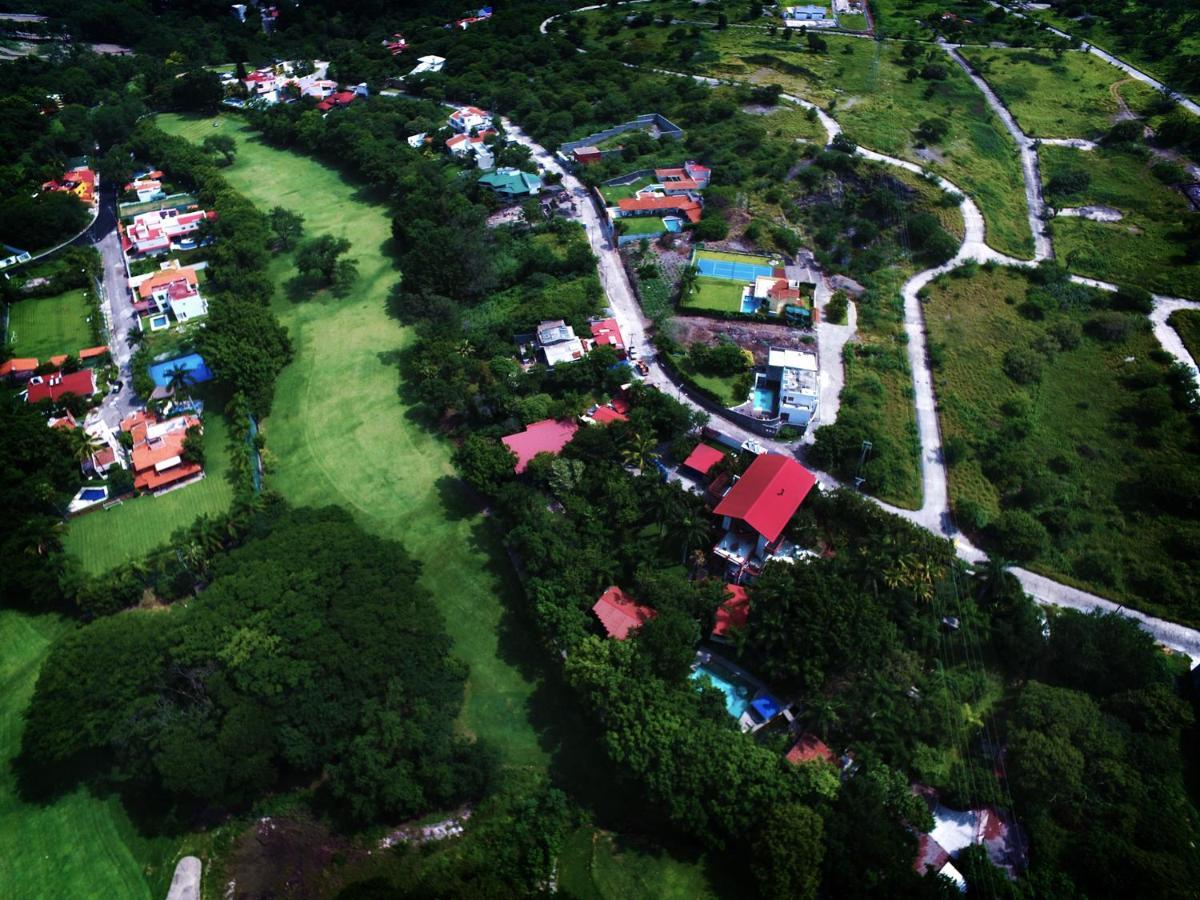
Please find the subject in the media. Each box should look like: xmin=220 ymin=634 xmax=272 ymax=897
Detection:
xmin=110 ymin=380 xmax=123 ymax=393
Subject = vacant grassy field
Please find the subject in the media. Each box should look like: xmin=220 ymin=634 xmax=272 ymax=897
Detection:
xmin=1169 ymin=308 xmax=1200 ymax=364
xmin=558 ymin=828 xmax=722 ymax=900
xmin=684 ymin=276 xmax=746 ymax=312
xmin=1041 ymin=145 xmax=1200 ymax=297
xmin=0 ymin=611 xmax=186 ymax=899
xmin=581 ymin=16 xmax=1034 ymax=258
xmin=62 ymin=413 xmax=236 ymax=574
xmin=837 ymin=13 xmax=868 ymax=31
xmin=960 ymin=47 xmax=1160 ymax=138
xmin=925 ymin=267 xmax=1200 ymax=623
xmin=5 ymin=289 xmax=94 ymax=359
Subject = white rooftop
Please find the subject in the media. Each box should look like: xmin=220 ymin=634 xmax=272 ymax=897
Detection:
xmin=768 ymin=348 xmax=818 ymax=371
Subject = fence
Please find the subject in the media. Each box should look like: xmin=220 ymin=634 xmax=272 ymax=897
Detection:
xmin=557 ymin=113 xmax=684 ymax=162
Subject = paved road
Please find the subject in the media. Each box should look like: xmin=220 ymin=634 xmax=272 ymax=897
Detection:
xmin=80 ymin=183 xmax=139 ymax=429
xmin=165 ymin=856 xmax=201 ymax=900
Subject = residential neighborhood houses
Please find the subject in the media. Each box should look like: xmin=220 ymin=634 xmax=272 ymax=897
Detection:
xmin=41 ymin=164 xmax=97 ymax=208
xmin=122 ymin=207 xmax=213 ymax=256
xmin=599 ymin=161 xmax=711 ymax=245
xmin=478 ymin=167 xmax=542 ymax=198
xmin=129 ymin=260 xmax=208 ymax=330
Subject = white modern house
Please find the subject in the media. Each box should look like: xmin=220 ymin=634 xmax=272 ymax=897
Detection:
xmin=410 ymin=55 xmax=446 ymax=76
xmin=768 ymin=347 xmax=819 ymax=427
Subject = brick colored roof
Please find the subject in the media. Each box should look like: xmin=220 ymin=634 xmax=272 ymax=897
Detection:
xmin=26 ymin=370 xmax=95 ymax=404
xmin=135 ymin=459 xmax=202 ymax=491
xmin=592 ymin=586 xmax=656 ymax=640
xmin=617 ymin=195 xmax=702 ymax=223
xmin=786 ymin=733 xmax=835 ymax=766
xmin=590 ymin=405 xmax=627 ymax=424
xmin=713 ymin=453 xmax=816 ymax=544
xmin=682 ymin=443 xmax=724 ymax=476
xmin=0 ymin=357 xmax=39 ymax=377
xmin=48 ymin=354 xmax=68 ymax=368
xmin=137 ymin=266 xmax=198 ymax=300
xmin=78 ymin=345 xmax=109 ymax=360
xmin=500 ymin=418 xmax=579 ymax=473
xmin=712 ymin=584 xmax=749 ymax=637
xmin=589 ymin=317 xmax=624 ymax=349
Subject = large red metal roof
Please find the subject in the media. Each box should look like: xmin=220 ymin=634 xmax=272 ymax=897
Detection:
xmin=712 ymin=453 xmax=815 ymax=544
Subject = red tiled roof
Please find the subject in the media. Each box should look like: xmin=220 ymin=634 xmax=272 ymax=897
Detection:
xmin=590 ymin=405 xmax=628 ymax=424
xmin=26 ymin=370 xmax=95 ymax=404
xmin=0 ymin=357 xmax=39 ymax=377
xmin=49 ymin=412 xmax=77 ymax=430
xmin=713 ymin=453 xmax=816 ymax=544
xmin=610 ymin=395 xmax=631 ymax=415
xmin=682 ymin=443 xmax=725 ymax=477
xmin=589 ymin=317 xmax=624 ymax=350
xmin=48 ymin=354 xmax=68 ymax=368
xmin=592 ymin=586 xmax=656 ymax=640
xmin=137 ymin=266 xmax=198 ymax=300
xmin=91 ymin=446 xmax=117 ymax=468
xmin=786 ymin=733 xmax=836 ymax=767
xmin=135 ymin=459 xmax=202 ymax=491
xmin=713 ymin=584 xmax=749 ymax=638
xmin=120 ymin=409 xmax=153 ymax=433
xmin=78 ymin=346 xmax=108 ymax=360
xmin=500 ymin=418 xmax=579 ymax=473
xmin=617 ymin=195 xmax=702 ymax=223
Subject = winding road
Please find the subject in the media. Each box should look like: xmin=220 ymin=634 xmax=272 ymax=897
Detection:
xmin=534 ymin=5 xmax=1200 ymax=660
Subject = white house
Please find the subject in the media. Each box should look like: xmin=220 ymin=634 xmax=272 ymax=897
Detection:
xmin=536 ymin=319 xmax=586 ymax=367
xmin=407 ymin=132 xmax=428 ymax=149
xmin=448 ymin=105 xmax=492 ymax=134
xmin=768 ymin=347 xmax=819 ymax=427
xmin=410 ymin=55 xmax=446 ymax=76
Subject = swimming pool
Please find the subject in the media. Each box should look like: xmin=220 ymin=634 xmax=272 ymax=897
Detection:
xmin=691 ymin=660 xmax=754 ymax=719
xmin=149 ymin=352 xmax=214 ymax=388
xmin=740 ymin=294 xmax=763 ymax=314
xmin=149 ymin=314 xmax=169 ymax=330
xmin=752 ymin=384 xmax=778 ymax=415
xmin=79 ymin=487 xmax=107 ymax=502
xmin=663 ymin=217 xmax=683 ymax=233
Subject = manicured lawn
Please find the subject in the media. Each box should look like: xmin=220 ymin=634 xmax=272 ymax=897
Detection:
xmin=598 ymin=177 xmax=652 ymax=203
xmin=620 ymin=215 xmax=669 ymax=235
xmin=683 ymin=276 xmax=746 ymax=312
xmin=5 ymin=289 xmax=94 ymax=359
xmin=557 ymin=828 xmax=722 ymax=900
xmin=62 ymin=414 xmax=237 ymax=574
xmin=155 ymin=112 xmax=546 ymax=768
xmin=1040 ymin=145 xmax=1200 ymax=297
xmin=837 ymin=13 xmax=868 ymax=31
xmin=960 ymin=47 xmax=1159 ymax=138
xmin=693 ymin=249 xmax=774 ymax=266
xmin=0 ymin=610 xmax=183 ymax=900
xmin=1169 ymin=308 xmax=1200 ymax=364
xmin=925 ymin=267 xmax=1200 ymax=623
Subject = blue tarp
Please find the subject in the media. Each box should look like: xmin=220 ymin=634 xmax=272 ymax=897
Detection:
xmin=148 ymin=352 xmax=214 ymax=388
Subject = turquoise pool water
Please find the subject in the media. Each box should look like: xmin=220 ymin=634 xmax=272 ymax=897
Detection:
xmin=691 ymin=661 xmax=754 ymax=719
xmin=752 ymin=384 xmax=778 ymax=414
xmin=740 ymin=294 xmax=761 ymax=314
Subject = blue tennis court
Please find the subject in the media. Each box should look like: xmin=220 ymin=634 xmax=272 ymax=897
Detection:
xmin=149 ymin=352 xmax=214 ymax=388
xmin=694 ymin=256 xmax=776 ymax=282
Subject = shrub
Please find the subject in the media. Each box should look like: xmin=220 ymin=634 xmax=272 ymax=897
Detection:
xmin=1002 ymin=347 xmax=1043 ymax=384
xmin=825 ymin=291 xmax=848 ymax=324
xmin=1150 ymin=161 xmax=1186 ymax=185
xmin=1110 ymin=286 xmax=1153 ymax=314
xmin=1086 ymin=310 xmax=1135 ymax=343
xmin=1047 ymin=319 xmax=1082 ymax=350
xmin=1046 ymin=169 xmax=1090 ymax=200
xmin=1104 ymin=119 xmax=1143 ymax=145
xmin=990 ymin=509 xmax=1049 ymax=560
xmin=920 ymin=63 xmax=948 ymax=81
xmin=954 ymin=497 xmax=989 ymax=532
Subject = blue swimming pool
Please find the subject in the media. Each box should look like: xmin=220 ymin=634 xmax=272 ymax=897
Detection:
xmin=664 ymin=217 xmax=683 ymax=233
xmin=149 ymin=352 xmax=214 ymax=388
xmin=79 ymin=487 xmax=107 ymax=502
xmin=752 ymin=384 xmax=778 ymax=414
xmin=740 ymin=294 xmax=763 ymax=314
xmin=694 ymin=255 xmax=776 ymax=282
xmin=691 ymin=661 xmax=754 ymax=719
xmin=149 ymin=314 xmax=169 ymax=330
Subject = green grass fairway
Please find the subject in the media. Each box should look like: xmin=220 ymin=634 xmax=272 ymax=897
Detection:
xmin=6 ymin=290 xmax=94 ymax=359
xmin=63 ymin=414 xmax=236 ymax=574
xmin=684 ymin=276 xmax=746 ymax=312
xmin=960 ymin=48 xmax=1160 ymax=139
xmin=1169 ymin=309 xmax=1200 ymax=365
xmin=0 ymin=610 xmax=182 ymax=899
xmin=1041 ymin=145 xmax=1200 ymax=297
xmin=155 ymin=112 xmax=546 ymax=769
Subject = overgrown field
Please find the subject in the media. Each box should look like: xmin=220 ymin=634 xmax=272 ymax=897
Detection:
xmin=960 ymin=47 xmax=1160 ymax=138
xmin=1170 ymin=308 xmax=1200 ymax=362
xmin=1040 ymin=145 xmax=1200 ymax=297
xmin=925 ymin=266 xmax=1200 ymax=624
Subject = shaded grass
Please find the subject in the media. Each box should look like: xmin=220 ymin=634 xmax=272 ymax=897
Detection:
xmin=1040 ymin=145 xmax=1200 ymax=297
xmin=683 ymin=276 xmax=746 ymax=312
xmin=925 ymin=267 xmax=1200 ymax=622
xmin=6 ymin=289 xmax=94 ymax=359
xmin=558 ymin=828 xmax=723 ymax=900
xmin=62 ymin=414 xmax=236 ymax=575
xmin=155 ymin=112 xmax=547 ymax=768
xmin=1169 ymin=308 xmax=1200 ymax=364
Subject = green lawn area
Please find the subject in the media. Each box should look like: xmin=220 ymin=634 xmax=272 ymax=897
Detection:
xmin=1169 ymin=308 xmax=1200 ymax=363
xmin=557 ymin=828 xmax=723 ymax=900
xmin=683 ymin=276 xmax=746 ymax=312
xmin=62 ymin=413 xmax=236 ymax=574
xmin=693 ymin=249 xmax=775 ymax=266
xmin=960 ymin=47 xmax=1160 ymax=139
xmin=0 ymin=610 xmax=186 ymax=899
xmin=155 ymin=112 xmax=549 ymax=769
xmin=1041 ymin=145 xmax=1200 ymax=297
xmin=837 ymin=12 xmax=868 ymax=31
xmin=580 ymin=16 xmax=1034 ymax=258
xmin=5 ymin=289 xmax=94 ymax=359
xmin=598 ymin=177 xmax=653 ymax=203
xmin=925 ymin=267 xmax=1200 ymax=623
xmin=620 ymin=215 xmax=670 ymax=235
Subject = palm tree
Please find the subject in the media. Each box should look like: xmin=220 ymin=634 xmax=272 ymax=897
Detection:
xmin=622 ymin=433 xmax=659 ymax=471
xmin=165 ymin=364 xmax=194 ymax=400
xmin=974 ymin=555 xmax=1013 ymax=605
xmin=883 ymin=552 xmax=936 ymax=604
xmin=806 ymin=697 xmax=843 ymax=742
xmin=676 ymin=513 xmax=713 ymax=565
xmin=69 ymin=429 xmax=104 ymax=467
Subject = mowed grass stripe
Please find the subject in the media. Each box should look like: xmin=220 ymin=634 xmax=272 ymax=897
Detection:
xmin=155 ymin=114 xmax=546 ymax=767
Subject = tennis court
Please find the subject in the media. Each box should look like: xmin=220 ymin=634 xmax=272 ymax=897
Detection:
xmin=693 ymin=251 xmax=776 ymax=282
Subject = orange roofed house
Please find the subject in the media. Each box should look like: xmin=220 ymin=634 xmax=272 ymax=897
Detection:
xmin=130 ymin=262 xmax=208 ymax=325
xmin=42 ymin=166 xmax=96 ymax=206
xmin=712 ymin=453 xmax=817 ymax=577
xmin=592 ymin=586 xmax=656 ymax=640
xmin=121 ymin=410 xmax=204 ymax=492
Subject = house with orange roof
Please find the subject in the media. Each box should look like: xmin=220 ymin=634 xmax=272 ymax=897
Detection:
xmin=123 ymin=410 xmax=204 ymax=493
xmin=0 ymin=357 xmax=39 ymax=381
xmin=616 ymin=195 xmax=702 ymax=224
xmin=654 ymin=161 xmax=711 ymax=193
xmin=42 ymin=166 xmax=96 ymax=206
xmin=129 ymin=261 xmax=207 ymax=325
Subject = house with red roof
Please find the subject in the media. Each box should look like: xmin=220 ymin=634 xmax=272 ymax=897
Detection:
xmin=0 ymin=357 xmax=39 ymax=381
xmin=501 ymin=418 xmax=579 ymax=473
xmin=586 ymin=403 xmax=628 ymax=425
xmin=654 ymin=161 xmax=712 ymax=193
xmin=315 ymin=90 xmax=360 ymax=112
xmin=592 ymin=586 xmax=656 ymax=640
xmin=124 ymin=411 xmax=203 ymax=493
xmin=588 ymin=317 xmax=625 ymax=356
xmin=448 ymin=105 xmax=493 ymax=134
xmin=712 ymin=583 xmax=749 ymax=641
xmin=712 ymin=453 xmax=816 ymax=575
xmin=786 ymin=733 xmax=836 ymax=767
xmin=42 ymin=166 xmax=96 ymax=206
xmin=616 ymin=194 xmax=702 ymax=224
xmin=681 ymin=443 xmax=725 ymax=479
xmin=25 ymin=369 xmax=96 ymax=405
xmin=129 ymin=261 xmax=207 ymax=324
